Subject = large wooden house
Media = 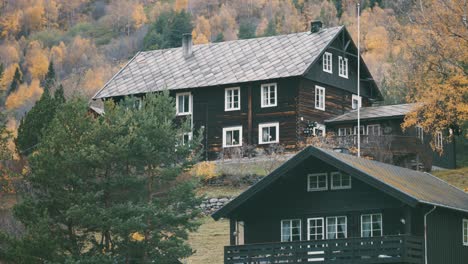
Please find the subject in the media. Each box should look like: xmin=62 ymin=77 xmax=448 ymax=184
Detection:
xmin=324 ymin=103 xmax=457 ymax=169
xmin=212 ymin=146 xmax=468 ymax=264
xmin=92 ymin=22 xmax=381 ymax=159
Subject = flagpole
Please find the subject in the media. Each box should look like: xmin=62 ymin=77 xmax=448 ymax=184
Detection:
xmin=357 ymin=2 xmax=361 ymax=157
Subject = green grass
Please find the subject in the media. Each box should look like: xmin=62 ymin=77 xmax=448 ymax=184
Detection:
xmin=196 ymin=185 xmax=247 ymax=198
xmin=431 ymin=167 xmax=468 ymax=191
xmin=186 ymin=217 xmax=229 ymax=264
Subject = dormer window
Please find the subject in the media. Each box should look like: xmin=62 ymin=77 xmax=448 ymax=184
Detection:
xmin=339 ymin=56 xmax=348 ymax=78
xmin=323 ymin=52 xmax=332 ymax=73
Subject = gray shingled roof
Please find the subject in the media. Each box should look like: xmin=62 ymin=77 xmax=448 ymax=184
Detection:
xmin=325 ymin=103 xmax=417 ymax=124
xmin=213 ymin=146 xmax=468 ymax=219
xmin=93 ymin=26 xmax=344 ymax=99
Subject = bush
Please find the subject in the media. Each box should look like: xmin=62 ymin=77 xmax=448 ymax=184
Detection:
xmin=191 ymin=161 xmax=218 ymax=181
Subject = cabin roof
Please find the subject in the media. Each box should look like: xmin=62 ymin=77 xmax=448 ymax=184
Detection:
xmin=212 ymin=147 xmax=468 ymax=220
xmin=325 ymin=103 xmax=417 ymax=124
xmin=93 ymin=27 xmax=345 ymax=99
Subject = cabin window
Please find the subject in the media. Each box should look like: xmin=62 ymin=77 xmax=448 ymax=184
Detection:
xmin=313 ymin=123 xmax=326 ymax=137
xmin=331 ymin=172 xmax=351 ymax=190
xmin=338 ymin=56 xmax=348 ymax=78
xmin=361 ymin=213 xmax=383 ymax=237
xmin=281 ymin=219 xmax=301 ymax=242
xmin=435 ymin=131 xmax=443 ymax=149
xmin=182 ymin=132 xmax=192 ymax=145
xmin=261 ymin=83 xmax=277 ymax=108
xmin=326 ymin=216 xmax=347 ymax=239
xmin=315 ymin=86 xmax=325 ymax=111
xmin=323 ymin=52 xmax=332 ymax=73
xmin=367 ymin=124 xmax=381 ymax=136
xmin=354 ymin=126 xmax=365 ymax=135
xmin=307 ymin=173 xmax=328 ymax=191
xmin=463 ymin=219 xmax=468 ymax=246
xmin=225 ymin=87 xmax=240 ymax=111
xmin=416 ymin=126 xmax=424 ymax=142
xmin=307 ymin=218 xmax=325 ymax=240
xmin=259 ymin=122 xmax=279 ymax=144
xmin=176 ymin=92 xmax=192 ymax=115
xmin=338 ymin=127 xmax=352 ymax=136
xmin=223 ymin=126 xmax=242 ymax=148
xmin=352 ymin=94 xmax=361 ymax=110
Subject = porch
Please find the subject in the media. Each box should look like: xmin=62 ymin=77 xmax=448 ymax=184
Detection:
xmin=225 ymin=235 xmax=424 ymax=264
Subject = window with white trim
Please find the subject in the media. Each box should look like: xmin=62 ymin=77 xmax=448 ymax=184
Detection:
xmin=323 ymin=52 xmax=332 ymax=73
xmin=261 ymin=83 xmax=277 ymax=108
xmin=259 ymin=122 xmax=279 ymax=144
xmin=416 ymin=126 xmax=424 ymax=142
xmin=354 ymin=126 xmax=365 ymax=135
xmin=435 ymin=131 xmax=443 ymax=149
xmin=338 ymin=56 xmax=348 ymax=78
xmin=326 ymin=216 xmax=347 ymax=239
xmin=361 ymin=214 xmax=383 ymax=237
xmin=367 ymin=124 xmax=381 ymax=136
xmin=182 ymin=132 xmax=192 ymax=145
xmin=315 ymin=86 xmax=325 ymax=111
xmin=308 ymin=218 xmax=324 ymax=240
xmin=176 ymin=92 xmax=191 ymax=115
xmin=307 ymin=173 xmax=328 ymax=191
xmin=331 ymin=172 xmax=351 ymax=190
xmin=225 ymin=87 xmax=240 ymax=111
xmin=463 ymin=219 xmax=468 ymax=246
xmin=338 ymin=127 xmax=352 ymax=136
xmin=281 ymin=219 xmax=301 ymax=242
xmin=223 ymin=126 xmax=242 ymax=147
xmin=352 ymin=94 xmax=362 ymax=110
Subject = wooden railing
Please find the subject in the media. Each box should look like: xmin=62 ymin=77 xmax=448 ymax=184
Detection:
xmin=225 ymin=235 xmax=424 ymax=264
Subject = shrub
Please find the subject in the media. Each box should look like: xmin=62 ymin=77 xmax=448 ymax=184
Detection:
xmin=192 ymin=161 xmax=218 ymax=181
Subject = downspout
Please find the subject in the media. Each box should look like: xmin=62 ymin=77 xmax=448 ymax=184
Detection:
xmin=424 ymin=205 xmax=437 ymax=264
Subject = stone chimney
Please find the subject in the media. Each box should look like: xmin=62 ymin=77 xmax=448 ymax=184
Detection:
xmin=310 ymin=20 xmax=323 ymax=33
xmin=182 ymin=33 xmax=193 ymax=58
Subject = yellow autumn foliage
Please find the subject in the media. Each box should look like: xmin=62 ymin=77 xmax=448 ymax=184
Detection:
xmin=130 ymin=232 xmax=145 ymax=242
xmin=26 ymin=41 xmax=49 ymax=80
xmin=5 ymin=79 xmax=43 ymax=110
xmin=191 ymin=161 xmax=218 ymax=181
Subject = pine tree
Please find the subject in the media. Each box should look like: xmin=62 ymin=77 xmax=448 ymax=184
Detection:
xmin=3 ymin=93 xmax=202 ymax=263
xmin=263 ymin=20 xmax=277 ymax=37
xmin=43 ymin=61 xmax=56 ymax=92
xmin=143 ymin=10 xmax=193 ymax=50
xmin=214 ymin=32 xmax=224 ymax=43
xmin=238 ymin=20 xmax=256 ymax=39
xmin=7 ymin=67 xmax=22 ymax=95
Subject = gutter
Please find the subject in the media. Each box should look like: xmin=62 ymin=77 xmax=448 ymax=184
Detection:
xmin=424 ymin=205 xmax=437 ymax=264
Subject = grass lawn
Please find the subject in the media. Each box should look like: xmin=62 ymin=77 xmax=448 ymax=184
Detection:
xmin=196 ymin=185 xmax=248 ymax=198
xmin=186 ymin=216 xmax=229 ymax=264
xmin=431 ymin=167 xmax=468 ymax=191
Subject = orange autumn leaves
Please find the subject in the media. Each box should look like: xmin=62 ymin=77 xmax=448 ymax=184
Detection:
xmin=5 ymin=79 xmax=43 ymax=110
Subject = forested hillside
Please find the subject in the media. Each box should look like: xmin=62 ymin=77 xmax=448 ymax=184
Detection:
xmin=0 ymin=0 xmax=466 ymax=145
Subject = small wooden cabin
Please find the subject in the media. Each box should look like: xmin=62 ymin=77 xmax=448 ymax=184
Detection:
xmin=325 ymin=104 xmax=457 ymax=169
xmin=212 ymin=147 xmax=468 ymax=264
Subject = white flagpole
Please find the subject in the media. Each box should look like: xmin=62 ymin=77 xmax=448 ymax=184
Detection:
xmin=357 ymin=2 xmax=361 ymax=157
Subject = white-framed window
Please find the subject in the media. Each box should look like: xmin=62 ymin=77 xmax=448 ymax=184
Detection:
xmin=313 ymin=123 xmax=326 ymax=137
xmin=326 ymin=216 xmax=347 ymax=239
xmin=463 ymin=219 xmax=468 ymax=246
xmin=323 ymin=52 xmax=332 ymax=73
xmin=416 ymin=126 xmax=424 ymax=142
xmin=258 ymin=122 xmax=279 ymax=144
xmin=361 ymin=213 xmax=383 ymax=237
xmin=223 ymin=126 xmax=242 ymax=148
xmin=176 ymin=92 xmax=192 ymax=115
xmin=367 ymin=124 xmax=381 ymax=136
xmin=338 ymin=56 xmax=348 ymax=78
xmin=331 ymin=172 xmax=351 ymax=190
xmin=435 ymin=131 xmax=443 ymax=149
xmin=307 ymin=218 xmax=325 ymax=240
xmin=261 ymin=83 xmax=277 ymax=108
xmin=338 ymin=127 xmax=352 ymax=136
xmin=225 ymin=87 xmax=240 ymax=111
xmin=315 ymin=86 xmax=325 ymax=111
xmin=281 ymin=219 xmax=301 ymax=242
xmin=182 ymin=132 xmax=192 ymax=145
xmin=352 ymin=94 xmax=362 ymax=110
xmin=354 ymin=125 xmax=365 ymax=135
xmin=307 ymin=173 xmax=328 ymax=191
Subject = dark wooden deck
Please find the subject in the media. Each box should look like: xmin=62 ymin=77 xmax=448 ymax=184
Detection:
xmin=225 ymin=235 xmax=424 ymax=264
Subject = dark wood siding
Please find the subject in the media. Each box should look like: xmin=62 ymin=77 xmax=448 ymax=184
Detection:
xmin=426 ymin=206 xmax=468 ymax=264
xmin=231 ymin=156 xmax=407 ymax=244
